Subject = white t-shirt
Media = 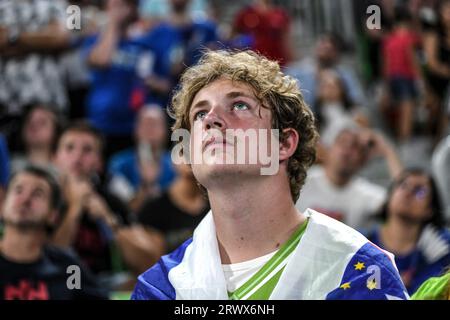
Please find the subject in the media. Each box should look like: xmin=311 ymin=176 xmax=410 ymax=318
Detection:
xmin=222 ymin=250 xmax=277 ymax=293
xmin=296 ymin=166 xmax=386 ymax=230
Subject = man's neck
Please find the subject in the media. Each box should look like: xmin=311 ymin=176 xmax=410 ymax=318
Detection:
xmin=0 ymin=227 xmax=45 ymax=263
xmin=207 ymin=175 xmax=304 ymax=264
xmin=381 ymin=216 xmax=421 ymax=255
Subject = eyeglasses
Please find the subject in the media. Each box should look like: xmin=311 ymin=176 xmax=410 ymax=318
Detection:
xmin=397 ymin=180 xmax=430 ymax=200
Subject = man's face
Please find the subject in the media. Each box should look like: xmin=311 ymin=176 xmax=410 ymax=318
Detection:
xmin=2 ymin=173 xmax=54 ymax=229
xmin=23 ymin=107 xmax=56 ymax=149
xmin=328 ymin=130 xmax=366 ymax=178
xmin=316 ymin=37 xmax=338 ymax=67
xmin=54 ymin=131 xmax=101 ymax=178
xmin=188 ymin=78 xmax=274 ymax=187
xmin=170 ymin=0 xmax=191 ymax=13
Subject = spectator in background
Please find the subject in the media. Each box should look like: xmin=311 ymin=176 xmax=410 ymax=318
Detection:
xmin=141 ymin=0 xmax=219 ymax=88
xmin=108 ymin=106 xmax=176 ymax=212
xmin=63 ymin=0 xmax=107 ymax=121
xmin=366 ymin=168 xmax=450 ymax=295
xmin=287 ymin=33 xmax=365 ymax=111
xmin=0 ymin=165 xmax=107 ymax=300
xmin=431 ymin=134 xmax=450 ymax=223
xmin=10 ymin=104 xmax=62 ymax=174
xmin=0 ymin=0 xmax=71 ymax=124
xmin=231 ymin=0 xmax=293 ymax=65
xmin=314 ymin=69 xmax=369 ymax=146
xmin=83 ymin=0 xmax=162 ymax=158
xmin=52 ymin=121 xmax=164 ymax=291
xmin=137 ymin=162 xmax=209 ymax=253
xmin=423 ymin=0 xmax=450 ymax=143
xmin=382 ymin=6 xmax=422 ymax=142
xmin=296 ymin=127 xmax=403 ymax=230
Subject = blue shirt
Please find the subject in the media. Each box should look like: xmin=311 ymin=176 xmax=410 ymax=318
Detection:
xmin=367 ymin=225 xmax=450 ymax=295
xmin=108 ymin=148 xmax=176 ymax=193
xmin=83 ymin=33 xmax=165 ymax=135
xmin=142 ymin=18 xmax=219 ymax=71
xmin=0 ymin=134 xmax=10 ymax=187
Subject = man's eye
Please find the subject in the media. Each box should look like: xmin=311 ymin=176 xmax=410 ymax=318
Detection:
xmin=193 ymin=110 xmax=207 ymax=121
xmin=233 ymin=102 xmax=249 ymax=111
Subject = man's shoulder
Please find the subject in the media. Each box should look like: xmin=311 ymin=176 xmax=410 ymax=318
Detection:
xmin=304 ymin=209 xmax=368 ymax=246
xmin=305 ymin=210 xmax=407 ymax=299
xmin=304 ymin=209 xmax=398 ymax=266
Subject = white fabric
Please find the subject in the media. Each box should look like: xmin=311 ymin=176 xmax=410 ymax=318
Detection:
xmin=168 ymin=208 xmax=387 ymax=300
xmin=222 ymin=250 xmax=277 ymax=293
xmin=296 ymin=166 xmax=386 ymax=230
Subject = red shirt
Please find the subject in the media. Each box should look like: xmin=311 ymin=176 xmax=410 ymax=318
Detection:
xmin=383 ymin=29 xmax=421 ymax=79
xmin=233 ymin=5 xmax=291 ymax=65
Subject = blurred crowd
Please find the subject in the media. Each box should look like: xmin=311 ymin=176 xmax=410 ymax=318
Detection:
xmin=0 ymin=0 xmax=449 ymax=300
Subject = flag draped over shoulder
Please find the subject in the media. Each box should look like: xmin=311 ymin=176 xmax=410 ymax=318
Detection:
xmin=131 ymin=209 xmax=409 ymax=300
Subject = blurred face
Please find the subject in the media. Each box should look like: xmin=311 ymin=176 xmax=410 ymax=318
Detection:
xmin=316 ymin=37 xmax=339 ymax=67
xmin=2 ymin=173 xmax=55 ymax=229
xmin=170 ymin=0 xmax=191 ymax=13
xmin=440 ymin=2 xmax=450 ymax=26
xmin=328 ymin=130 xmax=366 ymax=178
xmin=318 ymin=71 xmax=343 ymax=102
xmin=23 ymin=107 xmax=56 ymax=149
xmin=388 ymin=174 xmax=432 ymax=224
xmin=136 ymin=108 xmax=167 ymax=148
xmin=106 ymin=0 xmax=137 ymax=25
xmin=54 ymin=131 xmax=101 ymax=178
xmin=188 ymin=78 xmax=273 ymax=186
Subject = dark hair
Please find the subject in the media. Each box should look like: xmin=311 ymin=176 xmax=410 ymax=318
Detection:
xmin=7 ymin=165 xmax=62 ymax=211
xmin=319 ymin=32 xmax=345 ymax=53
xmin=378 ymin=167 xmax=445 ymax=229
xmin=21 ymin=103 xmax=65 ymax=154
xmin=314 ymin=69 xmax=355 ymax=130
xmin=58 ymin=120 xmax=105 ymax=155
xmin=394 ymin=6 xmax=413 ymax=25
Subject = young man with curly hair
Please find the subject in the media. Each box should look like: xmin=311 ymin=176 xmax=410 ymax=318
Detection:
xmin=132 ymin=50 xmax=408 ymax=300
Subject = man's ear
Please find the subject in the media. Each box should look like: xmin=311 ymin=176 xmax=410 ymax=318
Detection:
xmin=279 ymin=128 xmax=299 ymax=162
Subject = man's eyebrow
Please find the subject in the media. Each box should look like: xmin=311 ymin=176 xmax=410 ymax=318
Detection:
xmin=190 ymin=91 xmax=258 ymax=116
xmin=190 ymin=100 xmax=210 ymax=115
xmin=225 ymin=91 xmax=257 ymax=101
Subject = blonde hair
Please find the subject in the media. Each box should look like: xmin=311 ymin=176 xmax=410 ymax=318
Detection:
xmin=169 ymin=50 xmax=318 ymax=202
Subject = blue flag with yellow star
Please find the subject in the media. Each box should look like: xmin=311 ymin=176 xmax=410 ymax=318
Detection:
xmin=326 ymin=242 xmax=409 ymax=299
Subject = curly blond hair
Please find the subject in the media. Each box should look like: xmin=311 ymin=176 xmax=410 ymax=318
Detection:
xmin=169 ymin=50 xmax=318 ymax=202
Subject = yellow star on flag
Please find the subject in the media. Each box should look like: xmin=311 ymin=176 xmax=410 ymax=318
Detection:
xmin=340 ymin=282 xmax=351 ymax=290
xmin=354 ymin=262 xmax=365 ymax=271
xmin=367 ymin=279 xmax=377 ymax=290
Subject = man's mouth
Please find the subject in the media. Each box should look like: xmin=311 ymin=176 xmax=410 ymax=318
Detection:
xmin=203 ymin=136 xmax=233 ymax=151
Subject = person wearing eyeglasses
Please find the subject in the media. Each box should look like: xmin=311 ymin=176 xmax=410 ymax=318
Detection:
xmin=365 ymin=168 xmax=450 ymax=295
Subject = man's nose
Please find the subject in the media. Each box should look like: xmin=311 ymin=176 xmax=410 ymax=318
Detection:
xmin=18 ymin=190 xmax=32 ymax=206
xmin=203 ymin=107 xmax=225 ymax=131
